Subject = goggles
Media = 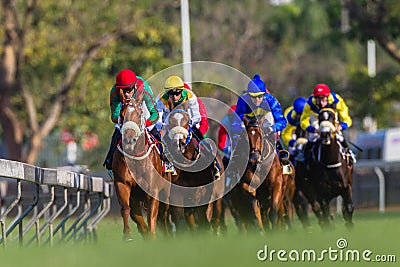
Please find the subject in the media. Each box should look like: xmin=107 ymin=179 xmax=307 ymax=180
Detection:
xmin=168 ymin=89 xmax=183 ymax=96
xmin=121 ymin=84 xmax=137 ymax=94
xmin=250 ymin=94 xmax=264 ymax=99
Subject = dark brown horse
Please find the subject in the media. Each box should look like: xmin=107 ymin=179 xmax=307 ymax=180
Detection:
xmin=163 ymin=104 xmax=224 ymax=234
xmin=291 ymin=126 xmax=314 ymax=230
xmin=230 ymin=115 xmax=286 ymax=233
xmin=307 ymin=108 xmax=354 ymax=229
xmin=112 ymin=95 xmax=170 ymax=240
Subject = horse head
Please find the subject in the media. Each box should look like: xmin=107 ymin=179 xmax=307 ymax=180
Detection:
xmin=165 ymin=104 xmax=193 ymax=159
xmin=244 ymin=116 xmax=264 ymax=165
xmin=120 ymin=96 xmax=145 ymax=152
xmin=318 ymin=108 xmax=337 ymax=145
xmin=244 ymin=114 xmax=275 ymax=167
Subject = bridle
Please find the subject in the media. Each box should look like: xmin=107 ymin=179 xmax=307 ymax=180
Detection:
xmin=246 ymin=120 xmax=271 ymax=164
xmin=117 ymin=98 xmax=156 ymax=160
xmin=167 ymin=109 xmax=193 ymax=153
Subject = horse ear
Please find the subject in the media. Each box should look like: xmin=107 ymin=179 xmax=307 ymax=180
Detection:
xmin=167 ymin=98 xmax=174 ymax=111
xmin=259 ymin=115 xmax=266 ymax=125
xmin=243 ymin=116 xmax=249 ymax=126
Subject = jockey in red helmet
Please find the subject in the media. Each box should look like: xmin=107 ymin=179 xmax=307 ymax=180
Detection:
xmin=103 ymin=69 xmax=159 ymax=171
xmin=299 ymin=83 xmax=356 ymax=163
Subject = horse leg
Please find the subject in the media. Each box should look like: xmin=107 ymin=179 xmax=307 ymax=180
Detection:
xmin=270 ymin=182 xmax=284 ymax=230
xmin=283 ymin=195 xmax=295 ymax=230
xmin=292 ymin=189 xmax=311 ymax=229
xmin=210 ymin=199 xmax=223 ymax=236
xmin=196 ymin=205 xmax=211 ymax=232
xmin=129 ymin=196 xmax=148 ymax=238
xmin=114 ymin=181 xmax=133 ymax=241
xmin=146 ymin=195 xmax=160 ymax=239
xmin=185 ymin=207 xmax=198 ymax=231
xmin=319 ymin=199 xmax=333 ymax=230
xmin=157 ymin=202 xmax=171 ymax=237
xmin=170 ymin=206 xmax=187 ymax=234
xmin=341 ymin=187 xmax=354 ymax=229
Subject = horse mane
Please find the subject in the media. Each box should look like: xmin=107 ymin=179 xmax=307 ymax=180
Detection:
xmin=168 ymin=98 xmax=189 ymax=112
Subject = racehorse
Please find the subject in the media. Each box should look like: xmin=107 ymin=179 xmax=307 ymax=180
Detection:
xmin=291 ymin=126 xmax=314 ymax=229
xmin=281 ymin=162 xmax=296 ymax=230
xmin=163 ymin=102 xmax=224 ymax=234
xmin=229 ymin=115 xmax=286 ymax=233
xmin=307 ymin=108 xmax=354 ymax=229
xmin=112 ymin=95 xmax=170 ymax=240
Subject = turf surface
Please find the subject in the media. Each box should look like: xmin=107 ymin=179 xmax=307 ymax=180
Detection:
xmin=2 ymin=210 xmax=399 ymax=267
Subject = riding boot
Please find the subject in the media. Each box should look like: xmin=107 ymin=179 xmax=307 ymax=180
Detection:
xmin=213 ymin=159 xmax=222 ymax=179
xmin=276 ymin=141 xmax=290 ymax=165
xmin=340 ymin=139 xmax=357 ymax=164
xmin=103 ymin=128 xmax=121 ymax=170
xmin=149 ymin=127 xmax=176 ymax=174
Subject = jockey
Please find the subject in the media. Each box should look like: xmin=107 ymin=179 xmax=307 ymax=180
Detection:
xmin=300 ymin=83 xmax=356 ymax=163
xmin=232 ymin=74 xmax=290 ymax=164
xmin=184 ymin=82 xmax=209 ymax=136
xmin=282 ymin=97 xmax=307 ymax=159
xmin=103 ymin=69 xmax=159 ymax=170
xmin=218 ymin=105 xmax=237 ymax=167
xmin=156 ymin=75 xmax=221 ymax=177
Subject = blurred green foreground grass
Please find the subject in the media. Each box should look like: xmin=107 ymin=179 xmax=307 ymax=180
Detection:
xmin=1 ymin=210 xmax=399 ymax=267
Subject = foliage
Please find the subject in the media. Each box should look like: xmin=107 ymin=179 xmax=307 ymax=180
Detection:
xmin=0 ymin=0 xmax=399 ymax=169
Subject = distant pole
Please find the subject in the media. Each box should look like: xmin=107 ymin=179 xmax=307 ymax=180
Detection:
xmin=181 ymin=0 xmax=192 ymax=84
xmin=367 ymin=40 xmax=376 ymax=77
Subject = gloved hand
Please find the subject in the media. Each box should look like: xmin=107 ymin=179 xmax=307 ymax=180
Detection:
xmin=339 ymin=122 xmax=348 ymax=131
xmin=155 ymin=122 xmax=164 ymax=131
xmin=306 ymin=125 xmax=317 ymax=133
xmin=288 ymin=139 xmax=296 ymax=147
xmin=222 ymin=146 xmax=231 ymax=156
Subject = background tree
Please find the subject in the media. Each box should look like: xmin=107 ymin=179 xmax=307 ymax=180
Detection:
xmin=0 ymin=0 xmax=180 ymax=165
xmin=0 ymin=0 xmax=398 ymax=169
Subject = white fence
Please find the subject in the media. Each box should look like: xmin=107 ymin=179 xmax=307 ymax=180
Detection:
xmin=0 ymin=159 xmax=113 ymax=248
xmin=352 ymin=160 xmax=400 ymax=212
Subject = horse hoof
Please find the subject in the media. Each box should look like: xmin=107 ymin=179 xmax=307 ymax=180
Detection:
xmin=345 ymin=222 xmax=354 ymax=230
xmin=123 ymin=235 xmax=134 ymax=242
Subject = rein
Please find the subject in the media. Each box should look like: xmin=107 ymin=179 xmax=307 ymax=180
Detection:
xmin=117 ymin=130 xmax=160 ymax=160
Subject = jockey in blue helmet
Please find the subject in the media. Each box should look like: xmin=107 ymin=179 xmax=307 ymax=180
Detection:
xmin=282 ymin=97 xmax=307 ymax=160
xmin=232 ymin=74 xmax=289 ymax=164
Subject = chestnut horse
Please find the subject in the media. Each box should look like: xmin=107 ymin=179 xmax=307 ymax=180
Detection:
xmin=112 ymin=95 xmax=170 ymax=240
xmin=230 ymin=115 xmax=286 ymax=233
xmin=163 ymin=104 xmax=224 ymax=234
xmin=307 ymin=108 xmax=354 ymax=229
xmin=281 ymin=162 xmax=296 ymax=230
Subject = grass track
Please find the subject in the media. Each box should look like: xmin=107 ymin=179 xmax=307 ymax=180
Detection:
xmin=1 ymin=210 xmax=399 ymax=267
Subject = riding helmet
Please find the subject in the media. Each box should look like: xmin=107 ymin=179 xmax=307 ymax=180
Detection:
xmin=165 ymin=76 xmax=185 ymax=90
xmin=115 ymin=69 xmax=137 ymax=88
xmin=313 ymin=83 xmax=331 ymax=97
xmin=247 ymin=74 xmax=266 ymax=97
xmin=293 ymin=97 xmax=307 ymax=113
